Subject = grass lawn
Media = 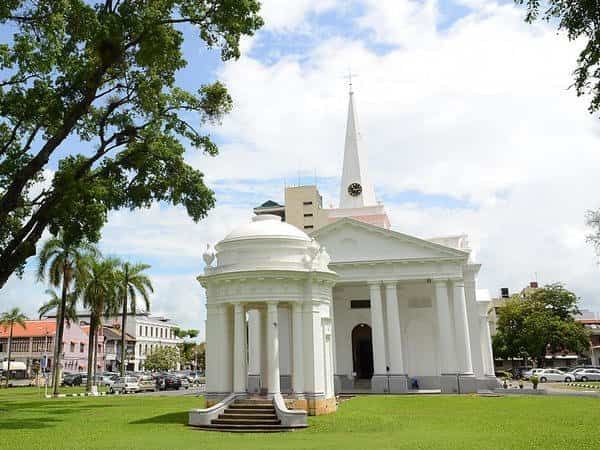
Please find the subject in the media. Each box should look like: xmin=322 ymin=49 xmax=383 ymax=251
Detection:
xmin=0 ymin=389 xmax=598 ymax=449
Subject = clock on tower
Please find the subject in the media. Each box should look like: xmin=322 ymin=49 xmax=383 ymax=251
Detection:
xmin=347 ymin=183 xmax=362 ymax=197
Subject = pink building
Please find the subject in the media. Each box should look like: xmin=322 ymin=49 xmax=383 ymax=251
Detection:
xmin=0 ymin=319 xmax=104 ymax=375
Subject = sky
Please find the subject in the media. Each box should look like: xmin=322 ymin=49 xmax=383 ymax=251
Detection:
xmin=2 ymin=0 xmax=600 ymax=339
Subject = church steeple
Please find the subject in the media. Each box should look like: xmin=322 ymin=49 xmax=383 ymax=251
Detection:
xmin=339 ymin=88 xmax=377 ymax=209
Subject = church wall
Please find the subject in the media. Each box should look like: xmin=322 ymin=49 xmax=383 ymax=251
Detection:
xmin=332 ymin=285 xmax=372 ymax=377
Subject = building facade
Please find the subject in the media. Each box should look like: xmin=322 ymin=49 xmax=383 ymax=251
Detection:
xmin=0 ymin=320 xmax=95 ymax=375
xmin=198 ymin=88 xmax=497 ymax=416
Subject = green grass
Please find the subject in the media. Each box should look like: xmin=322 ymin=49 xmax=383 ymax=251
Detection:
xmin=0 ymin=389 xmax=599 ymax=449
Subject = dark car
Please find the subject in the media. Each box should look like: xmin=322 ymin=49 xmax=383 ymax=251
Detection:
xmin=157 ymin=375 xmax=181 ymax=391
xmin=62 ymin=373 xmax=83 ymax=386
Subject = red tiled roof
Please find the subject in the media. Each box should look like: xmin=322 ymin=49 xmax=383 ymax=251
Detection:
xmin=0 ymin=320 xmax=56 ymax=338
xmin=579 ymin=319 xmax=600 ymax=325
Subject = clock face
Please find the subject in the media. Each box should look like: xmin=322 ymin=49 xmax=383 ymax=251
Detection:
xmin=348 ymin=182 xmax=362 ymax=197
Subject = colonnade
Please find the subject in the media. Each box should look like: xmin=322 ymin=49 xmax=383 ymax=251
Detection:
xmin=207 ymin=299 xmax=334 ymax=400
xmin=366 ymin=278 xmax=490 ymax=392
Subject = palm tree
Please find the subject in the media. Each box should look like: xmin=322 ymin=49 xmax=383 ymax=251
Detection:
xmin=0 ymin=307 xmax=27 ymax=388
xmin=37 ymin=234 xmax=96 ymax=395
xmin=38 ymin=289 xmax=78 ymax=324
xmin=80 ymin=256 xmax=120 ymax=392
xmin=116 ymin=262 xmax=153 ymax=376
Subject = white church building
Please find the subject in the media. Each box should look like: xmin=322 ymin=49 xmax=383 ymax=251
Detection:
xmin=193 ymin=88 xmax=497 ymax=420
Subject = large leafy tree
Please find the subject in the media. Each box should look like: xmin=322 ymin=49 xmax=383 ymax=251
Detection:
xmin=80 ymin=255 xmax=120 ymax=392
xmin=516 ymin=1 xmax=600 ymax=114
xmin=0 ymin=1 xmax=263 ymax=287
xmin=492 ymin=284 xmax=590 ymax=367
xmin=0 ymin=307 xmax=27 ymax=387
xmin=36 ymin=234 xmax=96 ymax=395
xmin=116 ymin=261 xmax=152 ymax=376
xmin=144 ymin=345 xmax=180 ymax=372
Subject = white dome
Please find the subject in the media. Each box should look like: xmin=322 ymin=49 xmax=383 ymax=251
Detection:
xmin=222 ymin=214 xmax=310 ymax=243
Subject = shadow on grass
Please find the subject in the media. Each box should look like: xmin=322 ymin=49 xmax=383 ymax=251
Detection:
xmin=0 ymin=416 xmax=62 ymax=430
xmin=130 ymin=411 xmax=188 ymax=425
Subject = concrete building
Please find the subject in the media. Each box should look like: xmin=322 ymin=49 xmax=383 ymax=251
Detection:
xmin=195 ymin=88 xmax=497 ymax=422
xmin=0 ymin=319 xmax=94 ymax=375
xmin=103 ymin=325 xmax=136 ymax=372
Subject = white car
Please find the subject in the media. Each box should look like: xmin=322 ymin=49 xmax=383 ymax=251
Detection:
xmin=110 ymin=376 xmax=140 ymax=394
xmin=522 ymin=368 xmax=544 ymax=380
xmin=575 ymin=368 xmax=600 ymax=382
xmin=536 ymin=369 xmax=567 ymax=383
xmin=101 ymin=374 xmax=119 ymax=387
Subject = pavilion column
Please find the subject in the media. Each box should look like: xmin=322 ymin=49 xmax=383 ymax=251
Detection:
xmin=479 ymin=307 xmax=495 ymax=376
xmin=233 ymin=303 xmax=247 ymax=393
xmin=267 ymin=301 xmax=280 ymax=396
xmin=292 ymin=302 xmax=304 ymax=395
xmin=247 ymin=309 xmax=261 ymax=393
xmin=369 ymin=282 xmax=388 ymax=392
xmin=434 ymin=280 xmax=457 ymax=376
xmin=385 ymin=282 xmax=408 ymax=392
xmin=452 ymin=280 xmax=473 ymax=375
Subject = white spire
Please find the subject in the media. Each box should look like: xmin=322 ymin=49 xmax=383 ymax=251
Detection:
xmin=339 ymin=89 xmax=377 ymax=208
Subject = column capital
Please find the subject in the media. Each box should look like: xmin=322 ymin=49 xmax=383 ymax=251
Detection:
xmin=383 ymin=281 xmax=398 ymax=288
xmin=367 ymin=280 xmax=382 ymax=287
xmin=450 ymin=278 xmax=465 ymax=287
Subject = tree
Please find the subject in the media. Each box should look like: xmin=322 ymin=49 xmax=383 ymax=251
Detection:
xmin=38 ymin=289 xmax=78 ymax=324
xmin=515 ymin=1 xmax=600 ymax=114
xmin=36 ymin=234 xmax=96 ymax=395
xmin=80 ymin=256 xmax=120 ymax=392
xmin=144 ymin=346 xmax=180 ymax=372
xmin=0 ymin=307 xmax=27 ymax=387
xmin=0 ymin=1 xmax=263 ymax=287
xmin=492 ymin=284 xmax=590 ymax=367
xmin=116 ymin=261 xmax=152 ymax=376
xmin=586 ymin=210 xmax=600 ymax=257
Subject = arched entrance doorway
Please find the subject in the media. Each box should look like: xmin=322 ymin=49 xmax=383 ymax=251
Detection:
xmin=352 ymin=324 xmax=374 ymax=379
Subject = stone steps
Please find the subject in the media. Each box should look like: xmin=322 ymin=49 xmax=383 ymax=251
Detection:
xmin=198 ymin=398 xmax=304 ymax=433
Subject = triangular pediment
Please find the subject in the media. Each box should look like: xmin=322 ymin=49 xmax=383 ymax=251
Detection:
xmin=311 ymin=218 xmax=469 ymax=263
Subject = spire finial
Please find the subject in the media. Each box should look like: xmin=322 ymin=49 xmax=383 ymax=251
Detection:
xmin=345 ymin=69 xmax=358 ymax=94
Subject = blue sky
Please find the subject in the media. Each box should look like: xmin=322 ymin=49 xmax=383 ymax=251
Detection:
xmin=2 ymin=0 xmax=600 ymax=337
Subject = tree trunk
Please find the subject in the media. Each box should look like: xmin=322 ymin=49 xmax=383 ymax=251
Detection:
xmin=5 ymin=324 xmax=13 ymax=388
xmin=86 ymin=318 xmax=95 ymax=392
xmin=120 ymin=292 xmax=127 ymax=377
xmin=93 ymin=329 xmax=98 ymax=386
xmin=52 ymin=277 xmax=68 ymax=395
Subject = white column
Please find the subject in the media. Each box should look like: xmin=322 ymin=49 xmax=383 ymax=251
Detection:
xmin=205 ymin=304 xmax=219 ymax=393
xmin=434 ymin=281 xmax=457 ymax=374
xmin=464 ymin=267 xmax=484 ymax=377
xmin=292 ymin=302 xmax=304 ymax=394
xmin=233 ymin=303 xmax=247 ymax=393
xmin=267 ymin=301 xmax=280 ymax=395
xmin=385 ymin=282 xmax=405 ymax=374
xmin=479 ymin=310 xmax=495 ymax=376
xmin=247 ymin=310 xmax=261 ymax=376
xmin=452 ymin=280 xmax=473 ymax=374
xmin=217 ymin=303 xmax=233 ymax=392
xmin=369 ymin=282 xmax=387 ymax=375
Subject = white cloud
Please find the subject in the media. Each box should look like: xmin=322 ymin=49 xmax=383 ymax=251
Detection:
xmin=259 ymin=0 xmax=340 ymax=32
xmin=357 ymin=0 xmax=439 ymax=47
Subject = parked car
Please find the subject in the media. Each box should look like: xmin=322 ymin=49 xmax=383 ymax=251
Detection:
xmin=157 ymin=375 xmax=181 ymax=391
xmin=536 ymin=369 xmax=567 ymax=383
xmin=522 ymin=368 xmax=544 ymax=380
xmin=62 ymin=373 xmax=83 ymax=386
xmin=137 ymin=375 xmax=158 ymax=392
xmin=101 ymin=374 xmax=119 ymax=387
xmin=178 ymin=376 xmax=190 ymax=389
xmin=110 ymin=376 xmax=141 ymax=394
xmin=575 ymin=368 xmax=600 ymax=382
